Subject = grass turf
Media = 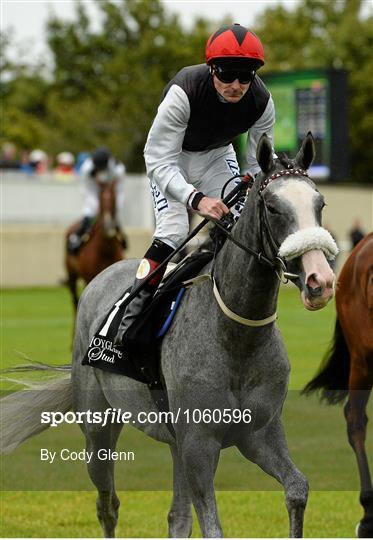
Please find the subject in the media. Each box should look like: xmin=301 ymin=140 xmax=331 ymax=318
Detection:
xmin=1 ymin=285 xmax=371 ymax=537
xmin=0 ymin=491 xmax=363 ymax=537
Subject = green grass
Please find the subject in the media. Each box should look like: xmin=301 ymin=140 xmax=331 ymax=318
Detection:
xmin=0 ymin=286 xmax=371 ymax=537
xmin=0 ymin=491 xmax=363 ymax=538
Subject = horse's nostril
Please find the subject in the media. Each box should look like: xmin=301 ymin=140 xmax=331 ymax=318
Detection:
xmin=307 ymin=284 xmax=322 ymax=297
xmin=306 ymin=273 xmax=319 ymax=289
xmin=306 ymin=272 xmax=327 ymax=297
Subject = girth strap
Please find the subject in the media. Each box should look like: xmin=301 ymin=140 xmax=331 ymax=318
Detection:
xmin=182 ymin=274 xmax=277 ymax=327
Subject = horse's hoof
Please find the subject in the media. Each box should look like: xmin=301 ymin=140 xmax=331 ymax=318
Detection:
xmin=356 ymin=520 xmax=373 ymax=538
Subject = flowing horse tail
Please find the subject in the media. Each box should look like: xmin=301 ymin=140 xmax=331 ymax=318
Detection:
xmin=0 ymin=362 xmax=72 ymax=454
xmin=302 ymin=318 xmax=350 ymax=404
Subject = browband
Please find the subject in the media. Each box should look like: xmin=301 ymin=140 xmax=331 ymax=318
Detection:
xmin=260 ymin=168 xmax=309 ymax=192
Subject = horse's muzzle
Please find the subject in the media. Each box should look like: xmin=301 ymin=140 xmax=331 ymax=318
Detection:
xmin=300 ymin=249 xmax=335 ymax=311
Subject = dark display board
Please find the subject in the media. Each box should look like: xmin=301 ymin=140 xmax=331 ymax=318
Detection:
xmin=237 ymin=69 xmax=349 ymax=181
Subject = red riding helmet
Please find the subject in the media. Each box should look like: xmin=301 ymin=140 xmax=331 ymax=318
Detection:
xmin=205 ymin=23 xmax=265 ymax=67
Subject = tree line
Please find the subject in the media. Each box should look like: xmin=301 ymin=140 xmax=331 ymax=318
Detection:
xmin=1 ymin=0 xmax=372 ymax=182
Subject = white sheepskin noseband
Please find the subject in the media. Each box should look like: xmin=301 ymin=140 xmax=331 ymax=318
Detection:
xmin=278 ymin=226 xmax=339 ymax=260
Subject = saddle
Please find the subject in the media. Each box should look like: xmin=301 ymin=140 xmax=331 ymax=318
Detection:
xmin=81 ymin=249 xmax=214 ymax=384
xmin=81 ymin=221 xmax=230 ymax=435
xmin=67 ymin=218 xmax=94 ymax=254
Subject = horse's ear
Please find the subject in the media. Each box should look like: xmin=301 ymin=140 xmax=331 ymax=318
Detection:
xmin=295 ymin=132 xmax=315 ymax=170
xmin=257 ymin=133 xmax=275 ymax=174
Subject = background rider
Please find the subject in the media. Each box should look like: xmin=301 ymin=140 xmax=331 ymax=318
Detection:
xmin=68 ymin=147 xmax=126 ymax=253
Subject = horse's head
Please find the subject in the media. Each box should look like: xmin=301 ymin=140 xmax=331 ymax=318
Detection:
xmin=98 ymin=180 xmax=117 ymax=238
xmin=254 ymin=133 xmax=337 ymax=310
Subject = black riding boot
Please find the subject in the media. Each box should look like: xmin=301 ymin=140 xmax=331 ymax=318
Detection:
xmin=68 ymin=216 xmax=94 ymax=254
xmin=113 ymin=239 xmax=174 ymax=347
xmin=114 ymin=278 xmax=156 ymax=346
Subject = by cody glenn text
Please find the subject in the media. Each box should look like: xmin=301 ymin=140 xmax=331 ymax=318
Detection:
xmin=40 ymin=448 xmax=134 ymax=464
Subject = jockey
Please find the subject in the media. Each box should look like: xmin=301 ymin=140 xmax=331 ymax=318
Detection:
xmin=114 ymin=23 xmax=275 ymax=346
xmin=68 ymin=147 xmax=126 ymax=253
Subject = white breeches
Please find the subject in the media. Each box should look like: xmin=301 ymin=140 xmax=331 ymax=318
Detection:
xmin=149 ymin=144 xmax=242 ymax=249
xmin=81 ymin=177 xmax=125 ymax=219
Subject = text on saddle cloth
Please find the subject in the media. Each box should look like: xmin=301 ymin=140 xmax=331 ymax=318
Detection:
xmin=81 ymin=250 xmax=214 ymax=380
xmin=81 ymin=286 xmax=185 ymax=380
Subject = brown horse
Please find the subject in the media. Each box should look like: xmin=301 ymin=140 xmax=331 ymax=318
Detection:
xmin=65 ymin=180 xmax=125 ymax=310
xmin=304 ymin=232 xmax=373 ymax=537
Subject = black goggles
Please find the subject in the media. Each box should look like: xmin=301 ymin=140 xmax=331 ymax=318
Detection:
xmin=213 ymin=65 xmax=256 ymax=84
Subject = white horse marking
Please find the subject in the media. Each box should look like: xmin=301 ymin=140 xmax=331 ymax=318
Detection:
xmin=276 ymin=180 xmax=318 ymax=230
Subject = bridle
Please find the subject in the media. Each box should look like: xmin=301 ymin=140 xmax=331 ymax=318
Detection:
xmin=108 ymin=167 xmax=316 ymax=329
xmin=208 ymin=165 xmax=337 ymax=326
xmin=206 ymin=167 xmax=310 ymax=327
xmin=213 ymin=167 xmax=310 ymax=283
xmin=258 ymin=167 xmax=309 ymax=280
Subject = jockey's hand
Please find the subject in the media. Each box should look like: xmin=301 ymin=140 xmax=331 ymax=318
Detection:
xmin=196 ymin=196 xmax=229 ymax=220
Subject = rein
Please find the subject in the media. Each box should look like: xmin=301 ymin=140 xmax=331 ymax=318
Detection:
xmin=203 ymin=167 xmax=310 ymax=327
xmin=258 ymin=168 xmax=309 ymax=267
xmin=111 ymin=175 xmax=250 ymax=314
xmin=110 ymin=168 xmax=311 ymax=328
xmin=193 ymin=166 xmax=338 ymax=327
xmin=211 ymin=218 xmax=285 ymax=273
xmin=212 ymin=168 xmax=310 ymax=282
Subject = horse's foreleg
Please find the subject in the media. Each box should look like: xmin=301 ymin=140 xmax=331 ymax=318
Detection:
xmin=344 ymin=379 xmax=373 ymax=538
xmin=177 ymin=428 xmax=222 ymax=538
xmin=345 ymin=385 xmax=372 ymax=492
xmin=168 ymin=444 xmax=193 ymax=537
xmin=237 ymin=417 xmax=308 ymax=538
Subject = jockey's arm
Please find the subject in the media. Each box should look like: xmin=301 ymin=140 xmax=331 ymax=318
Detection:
xmin=79 ymin=158 xmax=99 ymax=217
xmin=112 ymin=163 xmax=126 ymax=190
xmin=246 ymin=95 xmax=276 ymax=178
xmin=114 ymin=162 xmax=126 ymax=183
xmin=113 ymin=162 xmax=126 ymax=212
xmin=144 ymin=84 xmax=228 ymax=219
xmin=144 ymin=84 xmax=195 ymax=205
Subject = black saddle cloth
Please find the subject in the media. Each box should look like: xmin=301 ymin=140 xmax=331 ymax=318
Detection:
xmin=82 ymin=250 xmax=213 ymax=384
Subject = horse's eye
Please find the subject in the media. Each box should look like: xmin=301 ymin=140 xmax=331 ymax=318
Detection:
xmin=318 ymin=201 xmax=326 ymax=213
xmin=266 ymin=204 xmax=279 ymax=214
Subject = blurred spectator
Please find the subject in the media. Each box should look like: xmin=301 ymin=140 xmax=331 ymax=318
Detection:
xmin=349 ymin=219 xmax=366 ymax=250
xmin=54 ymin=151 xmax=75 ymax=180
xmin=0 ymin=142 xmax=20 ymax=169
xmin=28 ymin=149 xmax=49 ymax=174
xmin=74 ymin=151 xmax=90 ymax=173
xmin=19 ymin=150 xmax=34 ymax=174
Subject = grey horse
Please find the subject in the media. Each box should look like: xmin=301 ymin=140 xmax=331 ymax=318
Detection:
xmin=1 ymin=134 xmax=338 ymax=538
